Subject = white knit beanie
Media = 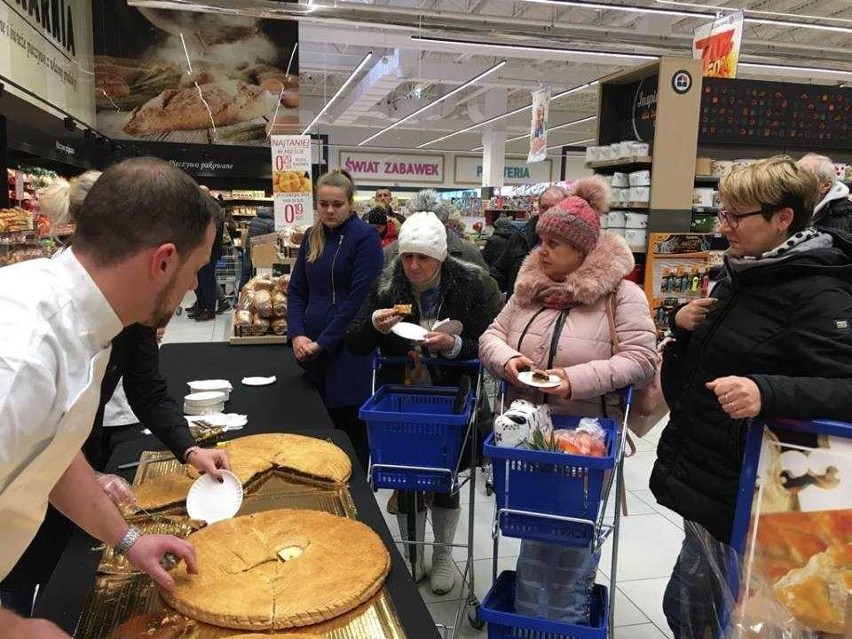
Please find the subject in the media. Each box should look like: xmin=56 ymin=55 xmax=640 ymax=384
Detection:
xmin=398 ymin=211 xmax=448 ymax=262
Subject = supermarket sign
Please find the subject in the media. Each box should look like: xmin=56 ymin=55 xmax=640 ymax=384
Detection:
xmin=271 ymin=135 xmax=313 ymax=229
xmin=693 ymin=11 xmax=744 ymax=79
xmin=454 ymin=156 xmax=553 ymax=186
xmin=339 ymin=151 xmax=444 ymax=185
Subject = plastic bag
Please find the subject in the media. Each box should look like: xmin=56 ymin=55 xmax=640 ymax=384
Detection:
xmin=552 ymin=418 xmax=607 ymax=457
xmin=515 ymin=540 xmax=599 ymax=624
xmin=95 ymin=472 xmax=136 ymax=508
xmin=493 ymin=399 xmax=552 ymax=448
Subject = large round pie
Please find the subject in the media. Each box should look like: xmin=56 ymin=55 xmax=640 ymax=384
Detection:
xmin=134 ymin=434 xmax=352 ymax=512
xmin=161 ymin=509 xmax=390 ymax=630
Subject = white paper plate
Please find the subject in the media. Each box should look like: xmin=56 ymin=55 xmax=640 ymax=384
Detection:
xmin=188 ymin=379 xmax=233 ymax=393
xmin=241 ymin=376 xmax=277 ymax=386
xmin=186 ymin=470 xmax=243 ymax=524
xmin=517 ymin=371 xmax=561 ymax=389
xmin=391 ymin=322 xmax=429 ymax=342
xmin=432 ymin=319 xmax=463 ymax=336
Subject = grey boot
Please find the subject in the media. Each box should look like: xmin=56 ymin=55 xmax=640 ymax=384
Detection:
xmin=396 ymin=511 xmax=426 ymax=581
xmin=430 ymin=507 xmax=460 ymax=595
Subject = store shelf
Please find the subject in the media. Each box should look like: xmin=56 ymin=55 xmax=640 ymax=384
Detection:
xmin=615 ymin=202 xmax=650 ymax=210
xmin=223 ymin=198 xmax=274 ymax=204
xmin=694 ymin=175 xmax=721 ymax=183
xmin=585 ymin=156 xmax=653 ymax=171
xmin=231 ymin=212 xmax=258 ymax=218
xmin=692 ymin=207 xmax=719 ymax=214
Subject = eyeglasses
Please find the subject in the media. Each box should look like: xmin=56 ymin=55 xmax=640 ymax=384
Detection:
xmin=717 ymin=203 xmax=780 ymax=229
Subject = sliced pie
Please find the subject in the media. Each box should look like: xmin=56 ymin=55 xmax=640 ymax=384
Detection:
xmin=162 ymin=509 xmax=390 ymax=630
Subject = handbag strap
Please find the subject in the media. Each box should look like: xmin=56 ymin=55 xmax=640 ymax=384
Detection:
xmin=605 ymin=292 xmax=620 ymax=353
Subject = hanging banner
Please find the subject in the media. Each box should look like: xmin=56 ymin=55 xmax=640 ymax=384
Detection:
xmin=692 ymin=11 xmax=744 ymax=79
xmin=528 ymin=85 xmax=551 ymax=164
xmin=93 ymin=1 xmax=299 ymax=146
xmin=0 ymin=0 xmax=95 ymax=125
xmin=271 ymin=135 xmax=313 ymax=230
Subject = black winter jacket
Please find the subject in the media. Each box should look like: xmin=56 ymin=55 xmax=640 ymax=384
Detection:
xmin=490 ymin=216 xmax=538 ymax=298
xmin=345 ymin=256 xmax=503 ymax=386
xmin=651 ymin=231 xmax=852 ymax=543
xmin=815 ymin=194 xmax=852 ymax=237
xmin=483 ymin=222 xmax=518 ymax=267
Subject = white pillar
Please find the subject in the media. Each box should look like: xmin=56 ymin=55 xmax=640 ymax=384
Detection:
xmin=481 ymin=88 xmax=507 ymax=189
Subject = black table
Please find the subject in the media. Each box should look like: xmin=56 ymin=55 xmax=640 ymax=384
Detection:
xmin=34 ymin=344 xmax=441 ymax=639
xmin=159 ymin=342 xmax=332 ymax=434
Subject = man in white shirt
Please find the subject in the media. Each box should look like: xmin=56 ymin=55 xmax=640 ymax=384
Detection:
xmin=0 ymin=157 xmax=216 ymax=637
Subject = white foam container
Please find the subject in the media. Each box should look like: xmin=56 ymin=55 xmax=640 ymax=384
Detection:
xmin=616 ymin=141 xmax=633 ymax=158
xmin=612 ymin=188 xmax=630 ymax=203
xmin=629 ymin=141 xmax=650 ymax=156
xmin=629 ymin=186 xmax=651 ymax=203
xmin=184 ymin=390 xmax=227 ymax=416
xmin=629 ymin=170 xmax=651 ymax=187
xmin=625 ymin=229 xmax=648 ymax=249
xmin=187 ymin=379 xmax=232 ymax=401
xmin=612 ymin=172 xmax=629 ymax=188
xmin=624 ymin=212 xmax=649 ymax=229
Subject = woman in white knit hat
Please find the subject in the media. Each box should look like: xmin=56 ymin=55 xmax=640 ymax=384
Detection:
xmin=346 ymin=211 xmax=503 ymax=594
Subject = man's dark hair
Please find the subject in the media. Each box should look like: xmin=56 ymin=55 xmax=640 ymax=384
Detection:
xmin=72 ymin=157 xmax=213 ymax=266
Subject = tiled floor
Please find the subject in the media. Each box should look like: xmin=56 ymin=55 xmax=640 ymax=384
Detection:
xmin=165 ymin=296 xmax=682 ymax=638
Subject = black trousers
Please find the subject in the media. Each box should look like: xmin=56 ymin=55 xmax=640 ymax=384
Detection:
xmin=195 ymin=259 xmax=218 ymax=312
xmin=326 ymin=406 xmax=370 ymax=476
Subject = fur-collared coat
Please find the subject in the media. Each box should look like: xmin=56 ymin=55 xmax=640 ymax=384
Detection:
xmin=479 ymin=232 xmax=657 ymax=417
xmin=345 ymin=256 xmax=503 ymax=386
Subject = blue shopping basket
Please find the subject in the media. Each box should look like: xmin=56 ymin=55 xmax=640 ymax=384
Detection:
xmin=480 ymin=571 xmax=608 ymax=639
xmin=484 ymin=415 xmax=619 ymax=548
xmin=360 ymin=384 xmax=474 ymax=492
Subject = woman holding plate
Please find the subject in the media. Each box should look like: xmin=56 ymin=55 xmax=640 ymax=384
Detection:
xmin=346 ymin=211 xmax=502 ymax=595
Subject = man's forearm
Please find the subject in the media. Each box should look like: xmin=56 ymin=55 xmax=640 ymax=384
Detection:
xmin=48 ymin=452 xmax=128 ymax=547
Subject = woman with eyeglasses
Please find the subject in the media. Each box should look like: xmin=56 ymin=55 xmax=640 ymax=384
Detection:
xmin=650 ymin=156 xmax=852 ymax=638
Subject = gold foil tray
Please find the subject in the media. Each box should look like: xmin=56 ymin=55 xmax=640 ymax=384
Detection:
xmin=75 ymin=449 xmax=406 ymax=639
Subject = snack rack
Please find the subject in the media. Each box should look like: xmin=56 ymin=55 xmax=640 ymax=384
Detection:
xmin=361 ymin=355 xmax=487 ymax=638
xmin=479 ymin=387 xmax=634 ymax=638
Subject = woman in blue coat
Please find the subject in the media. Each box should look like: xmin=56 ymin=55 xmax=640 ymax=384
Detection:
xmin=288 ymin=169 xmax=383 ymax=470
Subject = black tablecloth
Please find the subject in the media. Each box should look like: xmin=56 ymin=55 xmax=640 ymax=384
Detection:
xmin=33 ymin=344 xmax=440 ymax=639
xmin=159 ymin=342 xmax=332 ymax=434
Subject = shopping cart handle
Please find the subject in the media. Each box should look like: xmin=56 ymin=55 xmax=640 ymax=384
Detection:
xmin=372 ymin=352 xmax=481 ymax=371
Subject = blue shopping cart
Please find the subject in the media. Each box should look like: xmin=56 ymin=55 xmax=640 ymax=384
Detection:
xmin=479 ymin=386 xmax=634 ymax=639
xmin=360 ymin=354 xmax=487 ymax=638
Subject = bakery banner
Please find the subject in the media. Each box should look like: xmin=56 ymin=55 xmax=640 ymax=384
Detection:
xmin=528 ymin=85 xmax=551 ymax=164
xmin=271 ymin=135 xmax=313 ymax=229
xmin=92 ymin=0 xmax=299 ymax=145
xmin=738 ymin=427 xmax=852 ymax=635
xmin=693 ymin=11 xmax=744 ymax=79
xmin=454 ymin=156 xmax=553 ymax=186
xmin=339 ymin=150 xmax=445 ymax=185
xmin=0 ymin=0 xmax=95 ymax=125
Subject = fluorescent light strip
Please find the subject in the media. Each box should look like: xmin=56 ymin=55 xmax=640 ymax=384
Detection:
xmin=548 ymin=137 xmax=595 ymax=150
xmin=418 ymin=80 xmax=599 ymax=149
xmin=411 ymin=36 xmax=657 ymax=61
xmin=302 ymin=51 xmax=373 ymax=135
xmin=655 ymin=0 xmax=852 ymax=27
xmin=739 ymin=62 xmax=852 ymax=78
xmin=745 ymin=18 xmax=852 ymax=35
xmin=507 ymin=115 xmax=597 ymax=144
xmin=358 ymin=60 xmax=507 ymax=146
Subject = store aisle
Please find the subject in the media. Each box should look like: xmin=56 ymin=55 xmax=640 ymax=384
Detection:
xmin=163 ymin=303 xmax=680 ymax=638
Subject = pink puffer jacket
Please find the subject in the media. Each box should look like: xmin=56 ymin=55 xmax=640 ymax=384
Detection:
xmin=479 ymin=231 xmax=657 ymax=417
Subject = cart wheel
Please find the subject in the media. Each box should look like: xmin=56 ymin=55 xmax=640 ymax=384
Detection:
xmin=467 ymin=600 xmax=485 ymax=630
xmin=175 ymin=307 xmax=183 ymax=316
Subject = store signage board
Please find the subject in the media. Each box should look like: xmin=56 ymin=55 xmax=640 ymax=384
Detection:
xmin=92 ymin=0 xmax=299 ymax=146
xmin=339 ymin=151 xmax=445 ymax=185
xmin=692 ymin=11 xmax=744 ymax=79
xmin=0 ymin=0 xmax=95 ymax=124
xmin=528 ymin=85 xmax=551 ymax=164
xmin=631 ymin=74 xmax=658 ymax=143
xmin=699 ymin=78 xmax=852 ymax=151
xmin=271 ymin=135 xmax=313 ymax=230
xmin=454 ymin=156 xmax=553 ymax=186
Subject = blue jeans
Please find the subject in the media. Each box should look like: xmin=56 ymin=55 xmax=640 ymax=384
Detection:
xmin=663 ymin=521 xmax=738 ymax=639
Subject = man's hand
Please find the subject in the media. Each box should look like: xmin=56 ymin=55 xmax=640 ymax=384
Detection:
xmin=503 ymin=355 xmax=535 ymax=388
xmin=674 ymin=298 xmax=717 ymax=332
xmin=707 ymin=376 xmax=762 ymax=419
xmin=125 ymin=534 xmax=197 ymax=591
xmin=186 ymin=448 xmax=230 ymax=481
xmin=292 ymin=336 xmax=312 ymax=361
xmin=539 ymin=368 xmax=572 ymax=399
xmin=94 ymin=473 xmax=136 ymax=508
xmin=0 ymin=609 xmax=70 ymax=638
xmin=372 ymin=309 xmax=403 ymax=334
xmin=419 ymin=332 xmax=455 ymax=353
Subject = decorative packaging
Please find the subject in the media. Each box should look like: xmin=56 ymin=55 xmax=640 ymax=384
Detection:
xmin=608 ymin=210 xmax=627 ymax=227
xmin=711 ymin=160 xmax=733 ymax=177
xmin=599 ymin=213 xmax=610 ymax=229
xmin=612 ymin=188 xmax=630 ymax=204
xmin=629 ymin=186 xmax=651 ymax=203
xmin=494 ymin=400 xmax=553 ymax=449
xmin=629 ymin=141 xmax=650 ymax=157
xmin=629 ymin=170 xmax=652 ymax=187
xmin=692 ymin=188 xmax=716 ymax=208
xmin=624 ymin=229 xmax=648 ymax=249
xmin=612 ymin=172 xmax=629 ymax=188
xmin=624 ymin=212 xmax=649 ymax=229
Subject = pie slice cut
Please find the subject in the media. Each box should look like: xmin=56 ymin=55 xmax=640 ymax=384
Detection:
xmin=161 ymin=509 xmax=390 ymax=630
xmin=133 ymin=472 xmax=194 ymax=513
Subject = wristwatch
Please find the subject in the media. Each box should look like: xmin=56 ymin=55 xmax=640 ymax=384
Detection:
xmin=115 ymin=525 xmax=143 ymax=556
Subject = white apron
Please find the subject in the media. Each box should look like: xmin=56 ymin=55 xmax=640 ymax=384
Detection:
xmin=0 ymin=349 xmax=111 ymax=580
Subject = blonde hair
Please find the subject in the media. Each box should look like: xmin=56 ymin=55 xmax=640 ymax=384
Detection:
xmin=719 ymin=156 xmax=818 ymax=234
xmin=307 ymin=169 xmax=355 ymax=263
xmin=38 ymin=170 xmax=102 ymax=232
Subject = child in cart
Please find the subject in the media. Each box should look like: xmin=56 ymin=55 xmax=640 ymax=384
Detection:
xmin=346 ymin=211 xmax=502 ymax=594
xmin=479 ymin=176 xmax=658 ymax=623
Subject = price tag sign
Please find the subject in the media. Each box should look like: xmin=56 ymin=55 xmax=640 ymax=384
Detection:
xmin=270 ymin=135 xmax=313 ymax=230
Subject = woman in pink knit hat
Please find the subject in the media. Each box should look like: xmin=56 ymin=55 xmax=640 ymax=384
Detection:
xmin=479 ymin=175 xmax=657 ymax=624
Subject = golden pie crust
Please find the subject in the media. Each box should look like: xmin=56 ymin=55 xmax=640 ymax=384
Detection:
xmin=229 ymin=635 xmax=324 ymax=638
xmin=134 ymin=434 xmax=352 ymax=511
xmin=161 ymin=509 xmax=390 ymax=630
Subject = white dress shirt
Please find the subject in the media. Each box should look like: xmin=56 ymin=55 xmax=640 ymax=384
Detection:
xmin=103 ymin=381 xmax=139 ymax=427
xmin=0 ymin=248 xmax=122 ymax=579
